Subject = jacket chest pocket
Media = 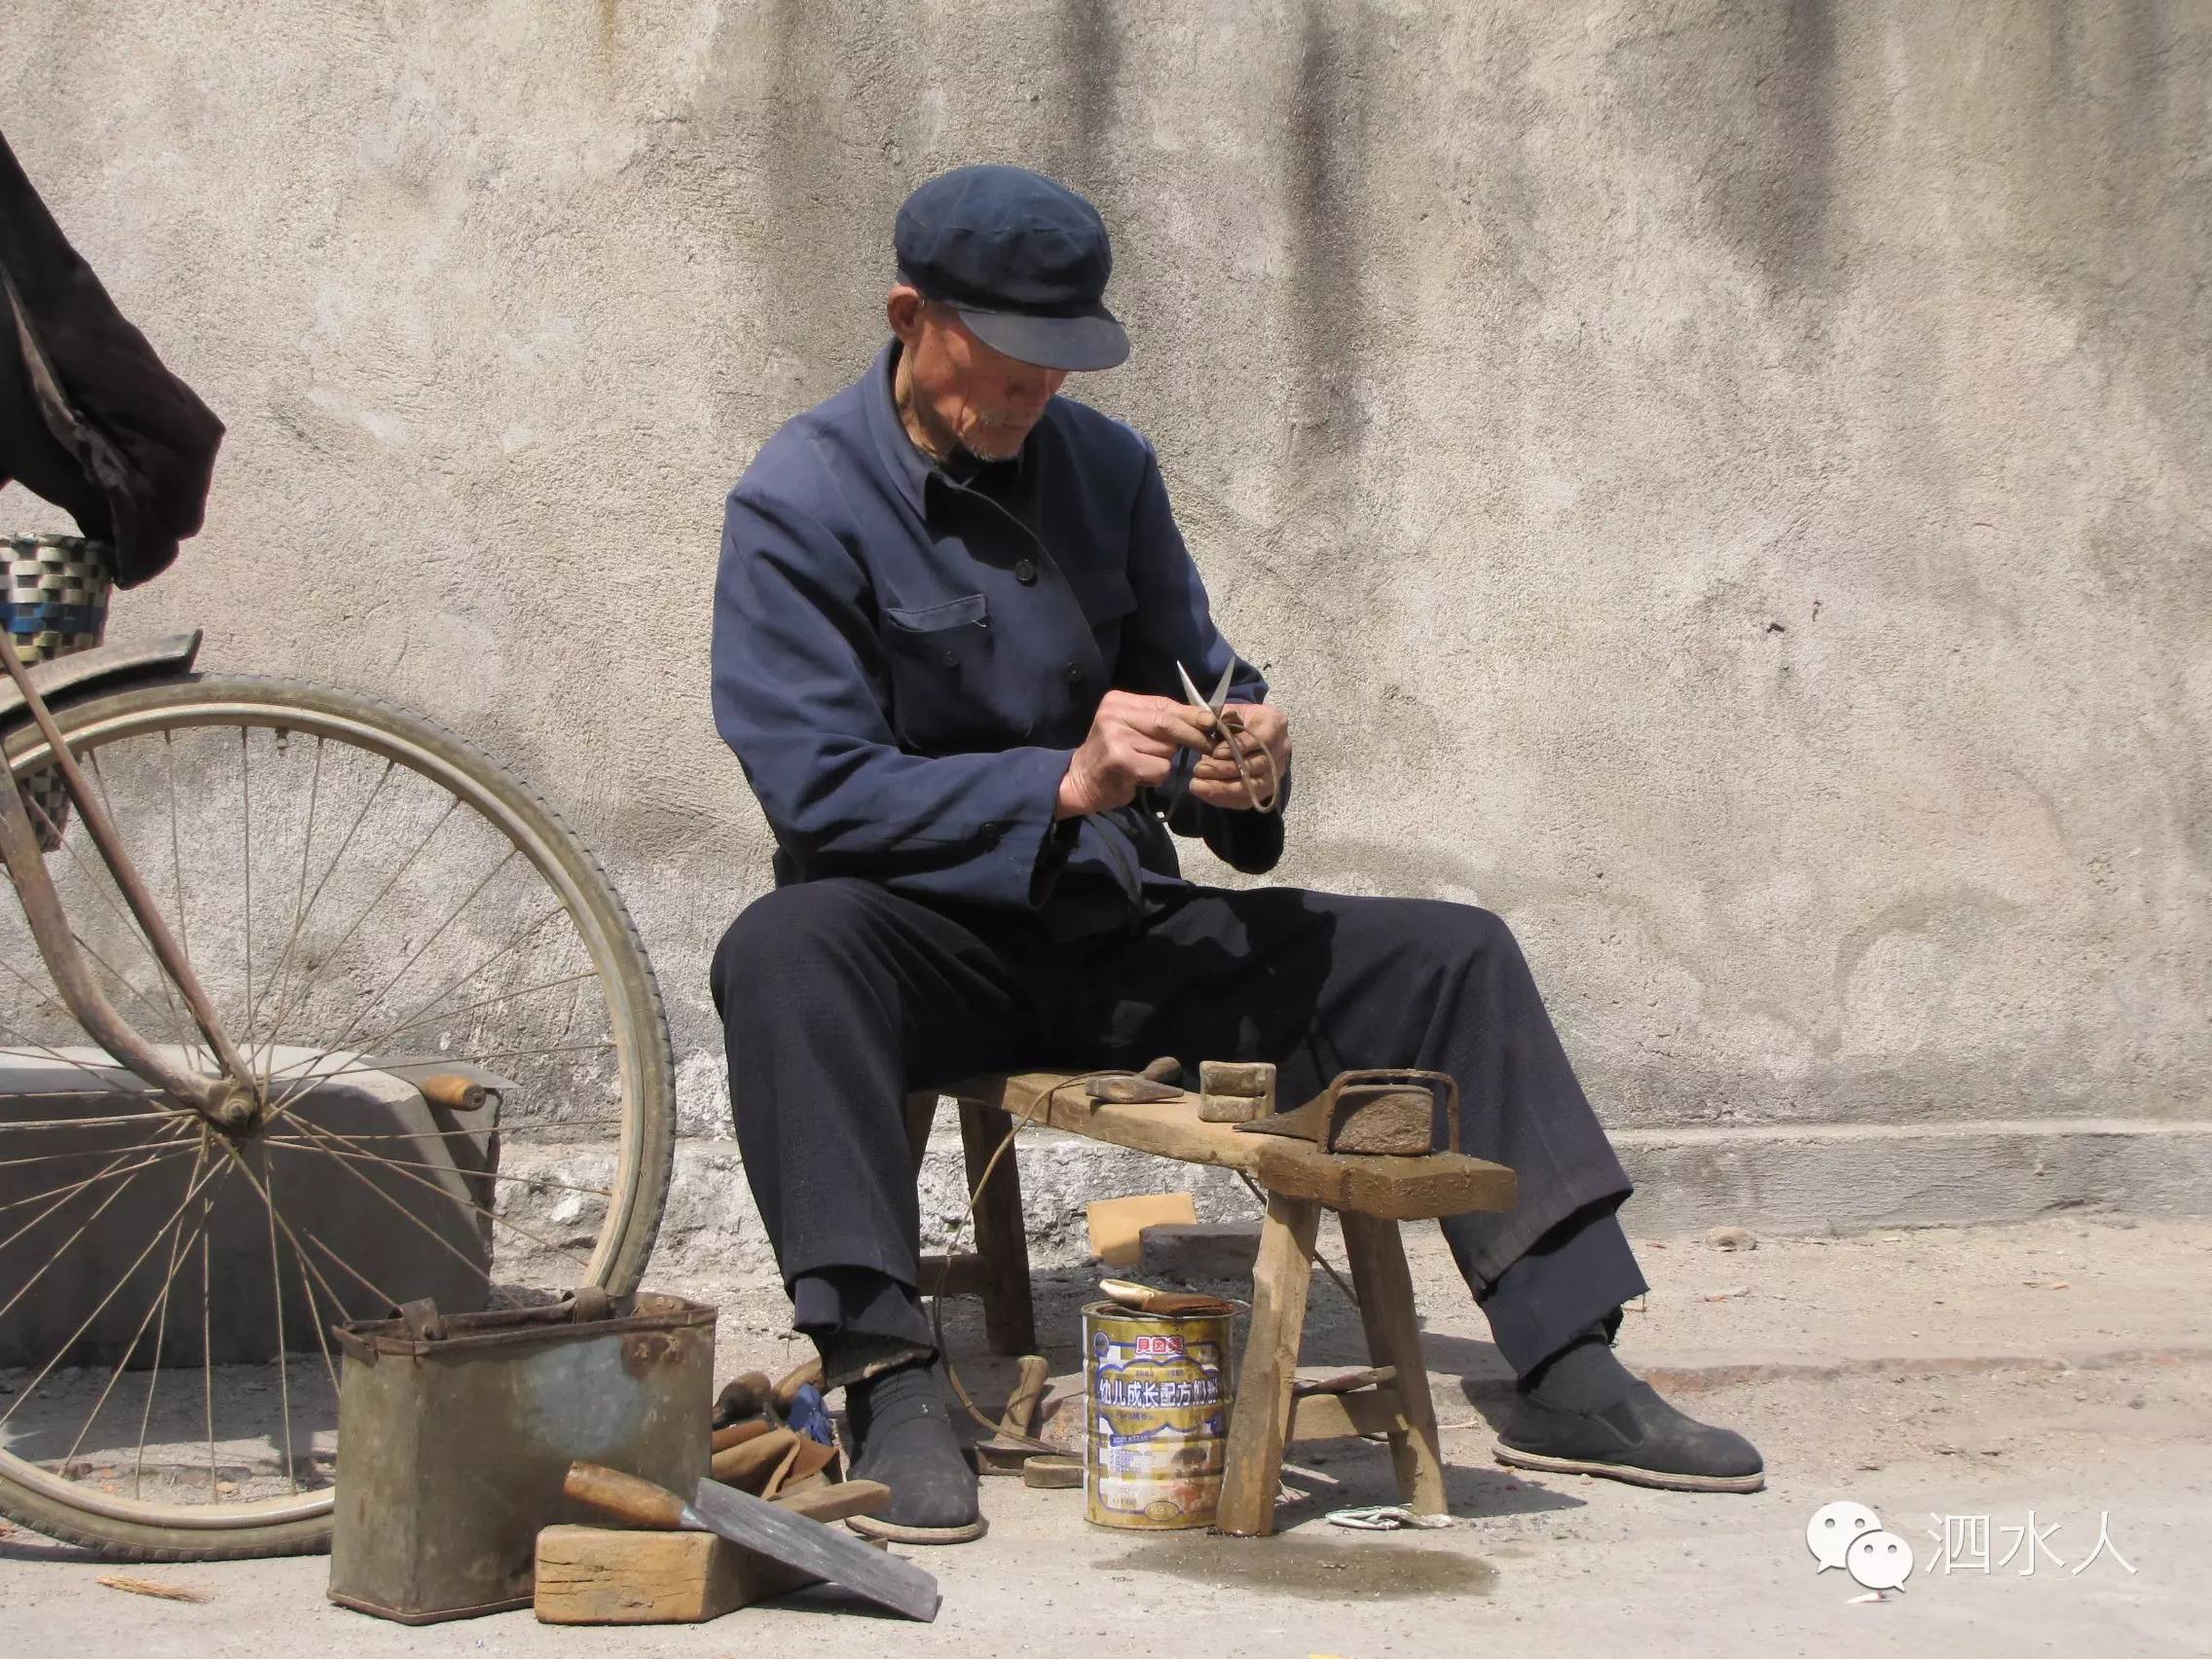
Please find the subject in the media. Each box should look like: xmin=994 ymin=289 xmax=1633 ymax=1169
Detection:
xmin=880 ymin=594 xmax=1011 ymax=752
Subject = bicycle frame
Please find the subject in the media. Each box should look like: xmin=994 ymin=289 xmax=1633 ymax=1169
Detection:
xmin=0 ymin=627 xmax=255 ymax=1126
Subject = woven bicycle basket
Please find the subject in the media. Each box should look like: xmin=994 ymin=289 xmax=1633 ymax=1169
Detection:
xmin=2 ymin=534 xmax=115 ymax=851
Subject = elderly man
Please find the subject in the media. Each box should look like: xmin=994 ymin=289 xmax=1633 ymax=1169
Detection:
xmin=711 ymin=165 xmax=1761 ymax=1543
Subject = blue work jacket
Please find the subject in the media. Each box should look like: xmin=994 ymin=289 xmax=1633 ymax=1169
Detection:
xmin=713 ymin=341 xmax=1284 ymax=938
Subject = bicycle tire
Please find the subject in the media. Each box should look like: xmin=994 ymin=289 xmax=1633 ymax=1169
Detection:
xmin=0 ymin=672 xmax=676 ymax=1559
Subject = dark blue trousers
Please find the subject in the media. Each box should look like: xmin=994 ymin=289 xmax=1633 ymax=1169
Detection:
xmin=711 ymin=877 xmax=1645 ymax=1377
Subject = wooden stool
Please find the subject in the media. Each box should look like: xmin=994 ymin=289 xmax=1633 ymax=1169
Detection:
xmin=906 ymin=1070 xmax=1516 ymax=1536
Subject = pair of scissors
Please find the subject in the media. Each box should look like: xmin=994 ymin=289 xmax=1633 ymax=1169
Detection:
xmin=1159 ymin=659 xmax=1280 ymax=815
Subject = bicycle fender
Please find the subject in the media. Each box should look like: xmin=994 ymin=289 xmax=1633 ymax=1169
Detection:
xmin=0 ymin=630 xmax=202 ymax=735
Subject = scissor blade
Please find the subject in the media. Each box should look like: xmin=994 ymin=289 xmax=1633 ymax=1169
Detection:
xmin=1175 ymin=661 xmax=1208 ymax=711
xmin=1206 ymin=661 xmax=1235 ymax=717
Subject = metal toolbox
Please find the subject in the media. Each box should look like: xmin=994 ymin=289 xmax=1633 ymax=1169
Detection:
xmin=327 ymin=1290 xmax=716 ymax=1624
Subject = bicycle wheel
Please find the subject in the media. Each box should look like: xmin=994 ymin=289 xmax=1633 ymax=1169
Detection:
xmin=0 ymin=673 xmax=675 ymax=1558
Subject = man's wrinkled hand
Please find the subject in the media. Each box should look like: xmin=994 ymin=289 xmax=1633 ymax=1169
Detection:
xmin=1056 ymin=691 xmax=1216 ymax=819
xmin=1186 ymin=701 xmax=1290 ymax=810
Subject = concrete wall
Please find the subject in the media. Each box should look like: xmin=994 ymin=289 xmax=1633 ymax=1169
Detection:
xmin=6 ymin=3 xmax=2207 ymax=1235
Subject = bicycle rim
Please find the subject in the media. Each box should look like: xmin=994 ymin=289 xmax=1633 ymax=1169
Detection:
xmin=0 ymin=673 xmax=674 ymax=1557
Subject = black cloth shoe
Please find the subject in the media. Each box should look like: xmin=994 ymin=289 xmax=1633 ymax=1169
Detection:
xmin=840 ymin=1357 xmax=987 ymax=1544
xmin=1495 ymin=1380 xmax=1766 ymax=1493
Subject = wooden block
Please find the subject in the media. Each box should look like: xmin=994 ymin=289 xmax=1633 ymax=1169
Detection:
xmin=1022 ymin=1456 xmax=1084 ymax=1490
xmin=1288 ymin=1385 xmax=1409 ymax=1442
xmin=534 ymin=1478 xmax=897 ymax=1621
xmin=1199 ymin=1060 xmax=1274 ymax=1122
xmin=1086 ymin=1193 xmax=1198 ymax=1269
xmin=1139 ymin=1220 xmax=1263 ymax=1280
xmin=535 ymin=1527 xmax=811 ymax=1624
xmin=915 ymin=1250 xmax=990 ymax=1297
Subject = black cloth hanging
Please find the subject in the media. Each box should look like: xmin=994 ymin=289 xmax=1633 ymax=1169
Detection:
xmin=0 ymin=128 xmax=223 ymax=587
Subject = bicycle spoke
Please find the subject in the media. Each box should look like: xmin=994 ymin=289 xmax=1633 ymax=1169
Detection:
xmin=0 ymin=1008 xmax=145 ymax=1085
xmin=255 ymin=836 xmax=506 ymax=1124
xmin=262 ymin=1143 xmax=297 ymax=1494
xmin=277 ymin=1118 xmax=634 ymax=1140
xmin=263 ymin=903 xmax=571 ymax=1114
xmin=305 ymin=970 xmax=598 ymax=1068
xmin=132 ymin=1139 xmax=206 ymax=1498
xmin=61 ymin=922 xmax=206 ymax=1068
xmin=0 ymin=1151 xmax=227 ymax=1433
xmin=0 ymin=1138 xmax=191 ymax=1224
xmin=0 ymin=1110 xmax=187 ymax=1134
xmin=26 ymin=790 xmax=203 ymax=1064
xmin=280 ymin=1111 xmax=590 ymax=1270
xmin=200 ymin=1219 xmax=214 ymax=1498
xmin=0 ymin=1134 xmax=188 ymax=1172
xmin=263 ymin=1040 xmax=621 ymax=1129
xmin=162 ymin=731 xmax=209 ymax=1072
xmin=263 ymin=1134 xmax=612 ymax=1198
xmin=0 ymin=934 xmax=74 ymax=1022
xmin=0 ymin=1045 xmax=129 ymax=1072
xmin=0 ymin=1134 xmax=189 ymax=1304
xmin=240 ymin=730 xmax=254 ymax=1085
xmin=284 ymin=1222 xmax=343 ymax=1403
xmin=89 ymin=748 xmax=204 ymax=1070
xmin=244 ymin=755 xmax=396 ymax=1081
xmin=247 ymin=735 xmax=323 ymax=1089
xmin=262 ymin=1123 xmax=497 ymax=1285
xmin=252 ymin=793 xmax=460 ymax=1086
xmin=213 ymin=1139 xmax=351 ymax=1399
xmin=63 ymin=1182 xmax=211 ymax=1470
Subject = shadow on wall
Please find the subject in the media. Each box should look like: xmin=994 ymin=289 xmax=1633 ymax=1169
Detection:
xmin=1608 ymin=0 xmax=1839 ymax=293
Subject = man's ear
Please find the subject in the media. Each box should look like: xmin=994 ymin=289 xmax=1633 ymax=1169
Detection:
xmin=887 ymin=285 xmax=927 ymax=345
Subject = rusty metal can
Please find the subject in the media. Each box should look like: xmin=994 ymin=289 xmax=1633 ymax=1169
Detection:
xmin=1082 ymin=1300 xmax=1236 ymax=1530
xmin=327 ymin=1291 xmax=714 ymax=1623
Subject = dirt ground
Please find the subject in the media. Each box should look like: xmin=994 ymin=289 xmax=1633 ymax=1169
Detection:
xmin=4 ymin=1211 xmax=2207 ymax=1657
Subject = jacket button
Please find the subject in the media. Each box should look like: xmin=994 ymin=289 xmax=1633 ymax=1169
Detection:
xmin=1014 ymin=559 xmax=1038 ymax=585
xmin=941 ymin=649 xmax=958 ymax=665
xmin=978 ymin=821 xmax=1004 ymax=847
xmin=1065 ymin=662 xmax=1084 ymax=683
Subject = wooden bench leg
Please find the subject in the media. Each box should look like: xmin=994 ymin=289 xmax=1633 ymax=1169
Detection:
xmin=1216 ymin=1190 xmax=1320 ymax=1536
xmin=956 ymin=1097 xmax=1035 ymax=1356
xmin=1341 ymin=1212 xmax=1447 ymax=1514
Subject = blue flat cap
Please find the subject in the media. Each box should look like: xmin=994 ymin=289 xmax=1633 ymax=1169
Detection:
xmin=894 ymin=165 xmax=1129 ymax=372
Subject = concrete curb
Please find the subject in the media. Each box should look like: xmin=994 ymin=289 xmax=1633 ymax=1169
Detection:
xmin=1612 ymin=1117 xmax=2212 ymax=1235
xmin=502 ymin=1115 xmax=2212 ymax=1291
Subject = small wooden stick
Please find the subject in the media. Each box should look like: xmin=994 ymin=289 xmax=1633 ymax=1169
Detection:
xmin=97 ymin=1575 xmax=209 ymax=1604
